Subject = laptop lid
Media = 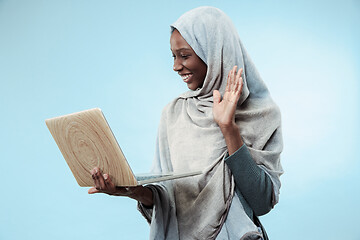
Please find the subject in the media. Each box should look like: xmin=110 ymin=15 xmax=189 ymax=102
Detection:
xmin=45 ymin=108 xmax=138 ymax=187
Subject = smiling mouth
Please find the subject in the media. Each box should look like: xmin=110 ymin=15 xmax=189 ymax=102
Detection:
xmin=181 ymin=73 xmax=193 ymax=83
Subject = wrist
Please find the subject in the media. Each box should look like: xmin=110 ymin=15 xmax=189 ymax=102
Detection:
xmin=125 ymin=186 xmax=143 ymax=199
xmin=219 ymin=123 xmax=244 ymax=155
xmin=130 ymin=186 xmax=154 ymax=207
xmin=219 ymin=122 xmax=239 ymax=135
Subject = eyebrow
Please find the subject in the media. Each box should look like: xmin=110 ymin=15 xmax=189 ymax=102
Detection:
xmin=171 ymin=47 xmax=192 ymax=52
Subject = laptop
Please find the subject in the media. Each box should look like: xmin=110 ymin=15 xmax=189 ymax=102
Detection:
xmin=45 ymin=108 xmax=202 ymax=187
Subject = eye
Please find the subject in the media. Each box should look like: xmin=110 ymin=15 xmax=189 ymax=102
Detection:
xmin=181 ymin=55 xmax=189 ymax=59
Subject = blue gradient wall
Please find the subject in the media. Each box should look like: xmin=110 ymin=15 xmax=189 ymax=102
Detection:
xmin=1 ymin=1 xmax=359 ymax=239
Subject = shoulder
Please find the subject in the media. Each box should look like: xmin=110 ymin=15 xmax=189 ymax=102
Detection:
xmin=161 ymin=97 xmax=184 ymax=118
xmin=158 ymin=97 xmax=185 ymax=129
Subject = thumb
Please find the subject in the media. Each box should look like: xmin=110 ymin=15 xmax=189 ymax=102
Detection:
xmin=88 ymin=187 xmax=100 ymax=194
xmin=213 ymin=90 xmax=221 ymax=106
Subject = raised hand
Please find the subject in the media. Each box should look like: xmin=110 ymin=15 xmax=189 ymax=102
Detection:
xmin=213 ymin=66 xmax=243 ymax=129
xmin=213 ymin=66 xmax=244 ymax=154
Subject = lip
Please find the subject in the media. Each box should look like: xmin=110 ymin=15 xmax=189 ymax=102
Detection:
xmin=180 ymin=73 xmax=193 ymax=83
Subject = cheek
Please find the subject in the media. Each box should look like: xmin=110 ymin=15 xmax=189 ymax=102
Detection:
xmin=193 ymin=59 xmax=207 ymax=76
xmin=187 ymin=57 xmax=207 ymax=82
xmin=198 ymin=65 xmax=207 ymax=82
xmin=188 ymin=59 xmax=201 ymax=73
xmin=202 ymin=66 xmax=207 ymax=77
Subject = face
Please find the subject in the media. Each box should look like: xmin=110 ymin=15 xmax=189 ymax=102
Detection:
xmin=170 ymin=29 xmax=207 ymax=91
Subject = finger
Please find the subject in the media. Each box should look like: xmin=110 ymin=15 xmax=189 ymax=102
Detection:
xmin=95 ymin=169 xmax=107 ymax=191
xmin=90 ymin=167 xmax=100 ymax=189
xmin=92 ymin=167 xmax=105 ymax=191
xmin=236 ymin=67 xmax=243 ymax=77
xmin=234 ymin=74 xmax=240 ymax=94
xmin=213 ymin=90 xmax=221 ymax=105
xmin=236 ymin=68 xmax=243 ymax=84
xmin=103 ymin=173 xmax=109 ymax=181
xmin=239 ymin=77 xmax=244 ymax=94
xmin=90 ymin=167 xmax=96 ymax=175
xmin=235 ymin=68 xmax=243 ymax=93
xmin=103 ymin=174 xmax=115 ymax=190
xmin=225 ymin=71 xmax=231 ymax=92
xmin=238 ymin=68 xmax=244 ymax=94
xmin=230 ymin=66 xmax=237 ymax=92
xmin=227 ymin=66 xmax=235 ymax=92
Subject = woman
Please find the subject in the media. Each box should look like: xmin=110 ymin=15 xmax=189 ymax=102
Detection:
xmin=89 ymin=6 xmax=283 ymax=240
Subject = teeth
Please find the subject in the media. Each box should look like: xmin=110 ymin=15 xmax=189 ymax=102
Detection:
xmin=181 ymin=74 xmax=192 ymax=80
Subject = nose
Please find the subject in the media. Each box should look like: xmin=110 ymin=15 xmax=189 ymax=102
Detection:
xmin=173 ymin=58 xmax=182 ymax=72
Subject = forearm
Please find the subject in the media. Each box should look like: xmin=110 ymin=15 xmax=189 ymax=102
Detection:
xmin=219 ymin=123 xmax=243 ymax=155
xmin=118 ymin=186 xmax=154 ymax=207
xmin=220 ymin=123 xmax=273 ymax=215
xmin=225 ymin=144 xmax=273 ymax=216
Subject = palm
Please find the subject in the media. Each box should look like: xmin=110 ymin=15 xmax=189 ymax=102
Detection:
xmin=213 ymin=66 xmax=243 ymax=128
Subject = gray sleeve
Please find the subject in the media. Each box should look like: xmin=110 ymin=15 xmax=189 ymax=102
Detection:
xmin=225 ymin=144 xmax=273 ymax=216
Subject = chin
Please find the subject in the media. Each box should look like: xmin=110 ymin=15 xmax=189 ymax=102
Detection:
xmin=187 ymin=79 xmax=203 ymax=91
xmin=188 ymin=85 xmax=197 ymax=91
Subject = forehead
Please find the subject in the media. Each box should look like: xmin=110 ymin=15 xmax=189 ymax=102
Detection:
xmin=170 ymin=29 xmax=192 ymax=52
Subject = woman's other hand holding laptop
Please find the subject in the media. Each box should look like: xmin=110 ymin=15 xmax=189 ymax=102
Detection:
xmin=88 ymin=167 xmax=154 ymax=207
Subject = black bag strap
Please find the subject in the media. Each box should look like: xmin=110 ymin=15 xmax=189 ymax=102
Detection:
xmin=254 ymin=215 xmax=269 ymax=240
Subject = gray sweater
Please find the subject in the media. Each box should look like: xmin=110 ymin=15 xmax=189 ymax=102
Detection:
xmin=224 ymin=144 xmax=273 ymax=220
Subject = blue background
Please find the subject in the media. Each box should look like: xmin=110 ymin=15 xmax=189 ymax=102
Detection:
xmin=1 ymin=0 xmax=359 ymax=239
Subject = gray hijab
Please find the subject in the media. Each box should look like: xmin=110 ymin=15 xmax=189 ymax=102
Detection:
xmin=139 ymin=6 xmax=283 ymax=239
